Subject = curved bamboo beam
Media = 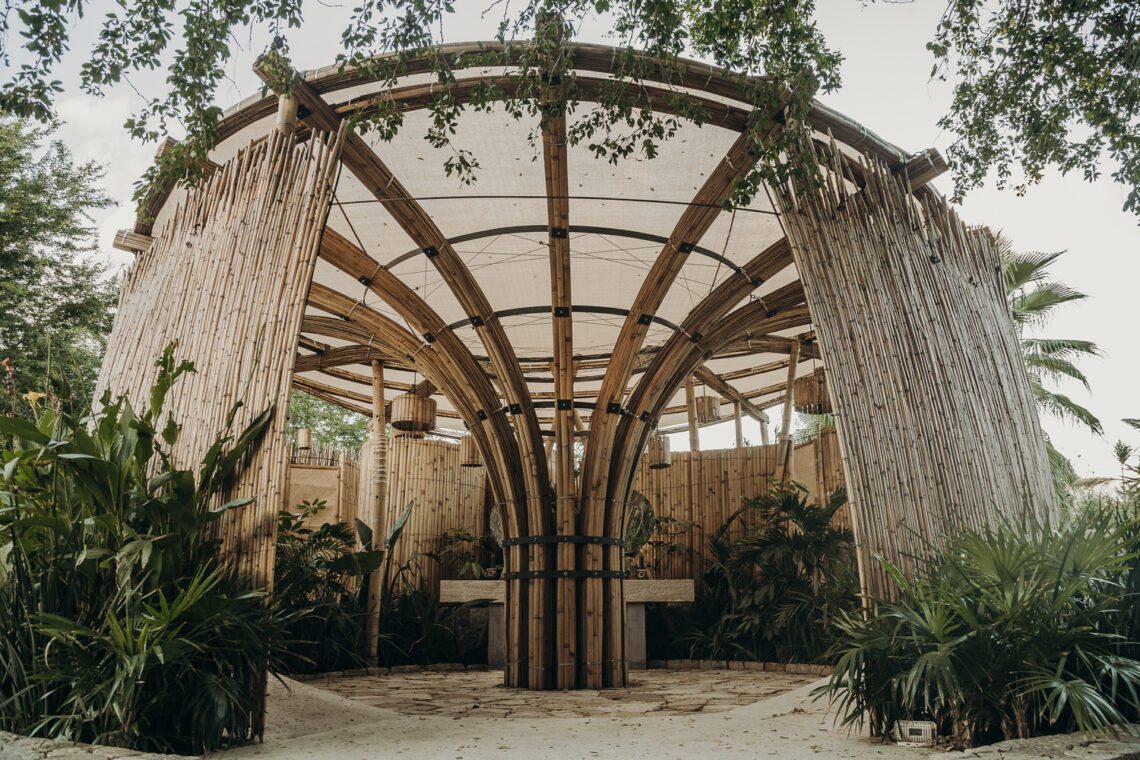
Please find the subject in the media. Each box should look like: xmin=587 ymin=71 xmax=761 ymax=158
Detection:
xmin=264 ymin=66 xmax=554 ymax=554
xmin=310 ymin=226 xmax=549 ymax=685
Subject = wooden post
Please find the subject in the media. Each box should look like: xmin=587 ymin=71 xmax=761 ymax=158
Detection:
xmin=276 ymin=93 xmax=298 ymax=135
xmin=778 ymin=341 xmax=800 ymax=482
xmin=734 ymin=401 xmax=743 ymax=449
xmin=685 ymin=376 xmax=700 ymax=452
xmin=366 ymin=360 xmax=387 ymax=661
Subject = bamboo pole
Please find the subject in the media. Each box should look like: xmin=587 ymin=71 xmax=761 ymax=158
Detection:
xmin=734 ymin=401 xmax=743 ymax=449
xmin=685 ymin=377 xmax=700 ymax=453
xmin=367 ymin=360 xmax=387 ymax=661
xmin=778 ymin=341 xmax=800 ymax=482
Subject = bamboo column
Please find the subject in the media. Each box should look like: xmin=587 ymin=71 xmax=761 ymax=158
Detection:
xmin=734 ymin=401 xmax=743 ymax=449
xmin=366 ymin=360 xmax=387 ymax=661
xmin=778 ymin=341 xmax=800 ymax=482
xmin=685 ymin=377 xmax=700 ymax=452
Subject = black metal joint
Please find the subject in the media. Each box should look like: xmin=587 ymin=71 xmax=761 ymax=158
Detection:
xmin=470 ymin=315 xmax=484 ymax=328
xmin=678 ymin=242 xmax=695 ymax=254
xmin=556 ymin=399 xmax=573 ymax=411
xmin=550 ymin=227 xmax=568 ymax=239
xmin=357 ymin=276 xmax=372 ymax=287
xmin=509 ymin=403 xmax=523 ymax=415
xmin=689 ymin=332 xmax=703 ymax=343
xmin=423 ymin=332 xmax=436 ymax=343
xmin=553 ymin=306 xmax=570 ymax=318
xmin=422 ymin=245 xmax=439 ymax=258
xmin=606 ymin=402 xmax=622 ymax=415
xmin=637 ymin=313 xmax=653 ymax=326
xmin=476 ymin=409 xmax=488 ymax=421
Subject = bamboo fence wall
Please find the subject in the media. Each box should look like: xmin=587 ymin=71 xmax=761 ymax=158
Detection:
xmin=772 ymin=141 xmax=1055 ymax=597
xmin=628 ymin=443 xmax=844 ymax=579
xmin=792 ymin=428 xmax=848 ymax=529
xmin=358 ymin=435 xmax=487 ymax=591
xmin=286 ymin=444 xmax=362 ymax=527
xmin=94 ymin=127 xmax=344 ymax=587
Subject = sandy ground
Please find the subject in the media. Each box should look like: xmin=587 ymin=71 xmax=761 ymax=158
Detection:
xmin=212 ymin=670 xmax=924 ymax=760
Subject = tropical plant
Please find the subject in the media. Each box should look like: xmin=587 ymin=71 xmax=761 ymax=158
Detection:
xmin=624 ymin=495 xmax=692 ymax=577
xmin=998 ymin=233 xmax=1101 ymax=504
xmin=438 ymin=527 xmax=502 ymax=580
xmin=685 ymin=482 xmax=857 ymax=663
xmin=824 ymin=513 xmax=1140 ymax=748
xmin=274 ymin=499 xmax=383 ymax=673
xmin=0 ymin=345 xmax=287 ymax=754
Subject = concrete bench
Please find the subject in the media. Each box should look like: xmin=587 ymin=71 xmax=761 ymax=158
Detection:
xmin=439 ymin=579 xmax=695 ymax=670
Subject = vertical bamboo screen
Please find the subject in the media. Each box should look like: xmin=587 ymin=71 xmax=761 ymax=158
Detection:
xmin=286 ymin=444 xmax=361 ymax=526
xmin=630 ymin=445 xmax=780 ymax=579
xmin=772 ymin=143 xmax=1054 ymax=596
xmin=95 ymin=128 xmax=345 ymax=586
xmin=792 ymin=428 xmax=848 ymax=529
xmin=367 ymin=436 xmax=487 ymax=591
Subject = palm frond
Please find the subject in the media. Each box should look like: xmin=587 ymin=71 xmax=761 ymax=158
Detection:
xmin=1032 ymin=384 xmax=1103 ymax=434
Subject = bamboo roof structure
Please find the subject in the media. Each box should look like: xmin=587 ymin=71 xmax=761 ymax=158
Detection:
xmin=123 ymin=42 xmax=922 ymax=433
xmin=103 ymin=38 xmax=1051 ymax=694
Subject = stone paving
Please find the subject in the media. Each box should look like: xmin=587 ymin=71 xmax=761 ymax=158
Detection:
xmin=0 ymin=731 xmax=197 ymax=760
xmin=929 ymin=729 xmax=1140 ymax=760
xmin=311 ymin=668 xmax=818 ymax=719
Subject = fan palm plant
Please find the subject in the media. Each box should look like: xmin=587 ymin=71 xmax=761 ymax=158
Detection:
xmin=997 ymin=233 xmax=1101 ymax=502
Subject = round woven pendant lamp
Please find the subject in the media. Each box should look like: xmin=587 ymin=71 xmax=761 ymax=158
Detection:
xmin=793 ymin=368 xmax=832 ymax=415
xmin=390 ymin=394 xmax=437 ymax=432
xmin=459 ymin=435 xmax=482 ymax=467
xmin=695 ymin=395 xmax=721 ymax=424
xmin=645 ymin=435 xmax=672 ymax=469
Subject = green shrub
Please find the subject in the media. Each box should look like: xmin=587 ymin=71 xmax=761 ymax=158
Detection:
xmin=274 ymin=500 xmax=382 ymax=673
xmin=824 ymin=513 xmax=1140 ymax=747
xmin=685 ymin=481 xmax=857 ymax=662
xmin=0 ymin=346 xmax=288 ymax=754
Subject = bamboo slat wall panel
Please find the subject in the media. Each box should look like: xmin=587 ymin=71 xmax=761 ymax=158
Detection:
xmin=792 ymin=428 xmax=848 ymax=529
xmin=772 ymin=144 xmax=1054 ymax=597
xmin=630 ymin=445 xmax=783 ymax=579
xmin=94 ymin=128 xmax=344 ymax=586
xmin=286 ymin=445 xmax=361 ymax=527
xmin=375 ymin=436 xmax=487 ymax=592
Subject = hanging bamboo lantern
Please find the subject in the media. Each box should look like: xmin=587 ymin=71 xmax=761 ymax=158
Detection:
xmin=793 ymin=368 xmax=832 ymax=415
xmin=695 ymin=395 xmax=721 ymax=424
xmin=390 ymin=393 xmax=436 ymax=432
xmin=459 ymin=435 xmax=482 ymax=467
xmin=296 ymin=428 xmax=312 ymax=450
xmin=645 ymin=435 xmax=671 ymax=469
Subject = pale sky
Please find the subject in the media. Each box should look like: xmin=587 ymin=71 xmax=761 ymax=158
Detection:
xmin=28 ymin=0 xmax=1139 ymax=478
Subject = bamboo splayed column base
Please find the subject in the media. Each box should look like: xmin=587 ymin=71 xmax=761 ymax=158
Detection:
xmin=772 ymin=139 xmax=1055 ymax=596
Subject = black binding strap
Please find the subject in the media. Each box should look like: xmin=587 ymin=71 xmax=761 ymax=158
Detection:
xmin=502 ymin=535 xmax=623 ymax=547
xmin=503 ymin=569 xmax=626 ymax=580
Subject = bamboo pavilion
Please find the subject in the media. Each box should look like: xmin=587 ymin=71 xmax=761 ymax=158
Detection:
xmin=97 ymin=40 xmax=1054 ymax=694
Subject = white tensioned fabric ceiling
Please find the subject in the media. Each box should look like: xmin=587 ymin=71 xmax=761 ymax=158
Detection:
xmin=175 ymin=46 xmax=914 ymax=435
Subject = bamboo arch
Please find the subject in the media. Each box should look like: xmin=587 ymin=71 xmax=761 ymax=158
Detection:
xmin=101 ymin=41 xmax=1053 ymax=694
